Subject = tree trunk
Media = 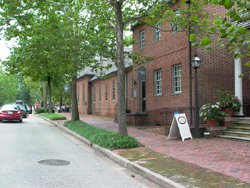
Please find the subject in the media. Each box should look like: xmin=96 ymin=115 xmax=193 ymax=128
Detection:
xmin=113 ymin=1 xmax=128 ymax=136
xmin=71 ymin=72 xmax=79 ymax=121
xmin=47 ymin=76 xmax=52 ymax=113
xmin=43 ymin=82 xmax=47 ymax=113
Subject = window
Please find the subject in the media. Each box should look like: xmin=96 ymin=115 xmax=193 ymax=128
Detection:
xmin=77 ymin=86 xmax=79 ymax=104
xmin=154 ymin=69 xmax=162 ymax=96
xmin=139 ymin=30 xmax=145 ymax=49
xmin=172 ymin=9 xmax=180 ymax=33
xmin=173 ymin=64 xmax=182 ymax=93
xmin=105 ymin=83 xmax=108 ymax=102
xmin=112 ymin=81 xmax=116 ymax=101
xmin=99 ymin=85 xmax=101 ymax=102
xmin=154 ymin=23 xmax=161 ymax=42
xmin=93 ymin=86 xmax=96 ymax=103
xmin=82 ymin=83 xmax=85 ymax=105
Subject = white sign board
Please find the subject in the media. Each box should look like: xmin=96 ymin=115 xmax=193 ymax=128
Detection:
xmin=167 ymin=113 xmax=193 ymax=141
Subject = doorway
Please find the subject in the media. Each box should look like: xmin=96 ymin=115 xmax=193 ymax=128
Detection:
xmin=140 ymin=80 xmax=146 ymax=113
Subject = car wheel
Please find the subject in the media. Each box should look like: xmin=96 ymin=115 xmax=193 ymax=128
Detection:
xmin=19 ymin=119 xmax=22 ymax=123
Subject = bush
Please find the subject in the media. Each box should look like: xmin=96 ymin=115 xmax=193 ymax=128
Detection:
xmin=64 ymin=120 xmax=139 ymax=149
xmin=35 ymin=107 xmax=55 ymax=114
xmin=40 ymin=113 xmax=67 ymax=120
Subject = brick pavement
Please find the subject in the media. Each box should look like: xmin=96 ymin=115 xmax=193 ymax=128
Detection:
xmin=59 ymin=113 xmax=250 ymax=183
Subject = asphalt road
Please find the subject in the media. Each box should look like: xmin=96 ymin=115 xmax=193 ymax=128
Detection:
xmin=0 ymin=115 xmax=162 ymax=188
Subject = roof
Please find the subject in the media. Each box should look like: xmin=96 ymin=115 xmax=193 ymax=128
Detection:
xmin=78 ymin=46 xmax=133 ymax=82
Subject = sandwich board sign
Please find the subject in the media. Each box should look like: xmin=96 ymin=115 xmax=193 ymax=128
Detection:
xmin=167 ymin=113 xmax=193 ymax=141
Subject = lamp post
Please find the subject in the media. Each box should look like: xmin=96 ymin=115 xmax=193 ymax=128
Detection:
xmin=185 ymin=0 xmax=193 ymax=125
xmin=191 ymin=54 xmax=201 ymax=138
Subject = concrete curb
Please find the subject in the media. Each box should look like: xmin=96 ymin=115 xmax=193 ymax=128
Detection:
xmin=44 ymin=117 xmax=186 ymax=188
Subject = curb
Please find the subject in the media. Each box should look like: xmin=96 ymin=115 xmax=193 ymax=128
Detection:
xmin=44 ymin=117 xmax=186 ymax=188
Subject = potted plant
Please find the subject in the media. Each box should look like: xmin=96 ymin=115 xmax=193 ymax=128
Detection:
xmin=217 ymin=90 xmax=242 ymax=116
xmin=199 ymin=103 xmax=229 ymax=127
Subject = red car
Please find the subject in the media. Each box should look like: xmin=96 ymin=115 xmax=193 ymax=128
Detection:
xmin=0 ymin=104 xmax=22 ymax=123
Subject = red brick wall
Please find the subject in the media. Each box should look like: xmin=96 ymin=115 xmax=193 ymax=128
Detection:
xmin=90 ymin=76 xmax=118 ymax=118
xmin=129 ymin=3 xmax=250 ymax=125
xmin=77 ymin=77 xmax=91 ymax=114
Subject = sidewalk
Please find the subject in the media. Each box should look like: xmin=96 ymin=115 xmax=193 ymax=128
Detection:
xmin=57 ymin=113 xmax=250 ymax=185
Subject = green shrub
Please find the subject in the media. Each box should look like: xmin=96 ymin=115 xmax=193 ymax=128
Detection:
xmin=37 ymin=107 xmax=44 ymax=113
xmin=64 ymin=120 xmax=139 ymax=149
xmin=40 ymin=113 xmax=67 ymax=120
xmin=35 ymin=107 xmax=55 ymax=114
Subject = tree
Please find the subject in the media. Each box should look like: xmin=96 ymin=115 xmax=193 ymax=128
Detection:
xmin=0 ymin=67 xmax=18 ymax=105
xmin=0 ymin=0 xmax=112 ymax=119
xmin=202 ymin=0 xmax=250 ymax=65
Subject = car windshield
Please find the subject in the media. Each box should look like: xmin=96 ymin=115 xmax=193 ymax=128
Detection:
xmin=1 ymin=105 xmax=19 ymax=111
xmin=19 ymin=105 xmax=27 ymax=110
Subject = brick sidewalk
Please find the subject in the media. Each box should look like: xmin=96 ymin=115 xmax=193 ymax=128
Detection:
xmin=59 ymin=112 xmax=250 ymax=183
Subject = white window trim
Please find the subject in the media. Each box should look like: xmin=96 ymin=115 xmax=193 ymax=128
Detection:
xmin=154 ymin=69 xmax=162 ymax=96
xmin=173 ymin=64 xmax=182 ymax=94
xmin=139 ymin=30 xmax=145 ymax=49
xmin=154 ymin=23 xmax=161 ymax=42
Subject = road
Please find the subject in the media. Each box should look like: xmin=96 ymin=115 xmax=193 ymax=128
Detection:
xmin=0 ymin=115 xmax=162 ymax=188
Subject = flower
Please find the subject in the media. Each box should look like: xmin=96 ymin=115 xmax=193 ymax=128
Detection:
xmin=216 ymin=90 xmax=242 ymax=111
xmin=199 ymin=103 xmax=229 ymax=121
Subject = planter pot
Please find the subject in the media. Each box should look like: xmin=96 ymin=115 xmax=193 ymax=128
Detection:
xmin=207 ymin=119 xmax=218 ymax=127
xmin=228 ymin=108 xmax=234 ymax=117
xmin=223 ymin=108 xmax=234 ymax=117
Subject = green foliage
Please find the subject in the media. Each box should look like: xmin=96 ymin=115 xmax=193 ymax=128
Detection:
xmin=40 ymin=113 xmax=66 ymax=120
xmin=64 ymin=120 xmax=139 ymax=149
xmin=203 ymin=0 xmax=250 ymax=61
xmin=0 ymin=68 xmax=19 ymax=106
xmin=216 ymin=90 xmax=242 ymax=111
xmin=199 ymin=103 xmax=228 ymax=121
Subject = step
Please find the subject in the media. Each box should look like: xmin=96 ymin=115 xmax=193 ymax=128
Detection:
xmin=229 ymin=127 xmax=250 ymax=132
xmin=238 ymin=117 xmax=250 ymax=122
xmin=234 ymin=122 xmax=250 ymax=127
xmin=223 ymin=131 xmax=250 ymax=138
xmin=218 ymin=135 xmax=250 ymax=141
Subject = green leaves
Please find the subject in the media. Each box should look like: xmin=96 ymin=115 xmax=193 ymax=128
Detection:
xmin=200 ymin=36 xmax=212 ymax=46
xmin=189 ymin=34 xmax=196 ymax=41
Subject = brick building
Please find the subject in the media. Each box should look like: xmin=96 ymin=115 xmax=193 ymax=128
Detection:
xmin=77 ymin=2 xmax=250 ymax=129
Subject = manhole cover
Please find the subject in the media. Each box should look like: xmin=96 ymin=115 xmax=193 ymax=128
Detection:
xmin=38 ymin=159 xmax=70 ymax=166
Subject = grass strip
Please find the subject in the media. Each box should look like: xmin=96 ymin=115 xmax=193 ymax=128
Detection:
xmin=40 ymin=113 xmax=67 ymax=120
xmin=64 ymin=120 xmax=139 ymax=149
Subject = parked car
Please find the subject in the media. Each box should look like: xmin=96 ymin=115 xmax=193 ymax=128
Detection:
xmin=15 ymin=100 xmax=24 ymax=106
xmin=0 ymin=104 xmax=22 ymax=123
xmin=19 ymin=105 xmax=29 ymax=118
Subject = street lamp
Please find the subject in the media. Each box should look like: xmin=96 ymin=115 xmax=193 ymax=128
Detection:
xmin=185 ymin=0 xmax=193 ymax=125
xmin=191 ymin=54 xmax=201 ymax=138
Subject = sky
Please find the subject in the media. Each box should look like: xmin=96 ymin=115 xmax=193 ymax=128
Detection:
xmin=0 ymin=39 xmax=12 ymax=62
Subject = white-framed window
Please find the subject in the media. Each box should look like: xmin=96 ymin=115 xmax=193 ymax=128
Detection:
xmin=82 ymin=83 xmax=85 ymax=105
xmin=105 ymin=83 xmax=108 ymax=102
xmin=154 ymin=69 xmax=162 ymax=96
xmin=112 ymin=81 xmax=115 ymax=101
xmin=139 ymin=30 xmax=145 ymax=49
xmin=154 ymin=23 xmax=161 ymax=42
xmin=99 ymin=85 xmax=101 ymax=102
xmin=172 ymin=9 xmax=181 ymax=33
xmin=173 ymin=64 xmax=182 ymax=93
xmin=77 ymin=85 xmax=79 ymax=104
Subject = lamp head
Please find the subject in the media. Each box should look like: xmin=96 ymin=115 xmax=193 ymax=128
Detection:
xmin=191 ymin=54 xmax=201 ymax=68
